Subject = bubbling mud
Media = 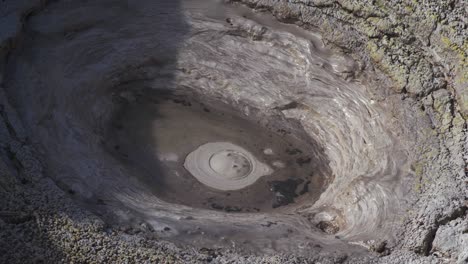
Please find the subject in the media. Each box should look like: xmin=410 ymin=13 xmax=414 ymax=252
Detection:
xmin=3 ymin=0 xmax=413 ymax=257
xmin=107 ymin=88 xmax=329 ymax=212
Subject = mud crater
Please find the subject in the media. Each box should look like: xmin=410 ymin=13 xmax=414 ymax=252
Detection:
xmin=2 ymin=0 xmax=414 ymax=257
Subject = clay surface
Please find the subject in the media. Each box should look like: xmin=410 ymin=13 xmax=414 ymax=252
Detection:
xmin=0 ymin=0 xmax=466 ymax=263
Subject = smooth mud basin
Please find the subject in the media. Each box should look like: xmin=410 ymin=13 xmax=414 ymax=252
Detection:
xmin=1 ymin=0 xmax=424 ymax=259
xmin=2 ymin=0 xmax=467 ymax=262
xmin=106 ymin=88 xmax=330 ymax=213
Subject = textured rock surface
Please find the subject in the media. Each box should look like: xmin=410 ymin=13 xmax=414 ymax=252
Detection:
xmin=0 ymin=0 xmax=466 ymax=263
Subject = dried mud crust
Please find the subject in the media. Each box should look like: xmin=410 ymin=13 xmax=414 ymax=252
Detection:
xmin=0 ymin=0 xmax=466 ymax=264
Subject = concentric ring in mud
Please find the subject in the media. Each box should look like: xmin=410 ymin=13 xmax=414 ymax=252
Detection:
xmin=184 ymin=142 xmax=273 ymax=191
xmin=4 ymin=0 xmax=455 ymax=261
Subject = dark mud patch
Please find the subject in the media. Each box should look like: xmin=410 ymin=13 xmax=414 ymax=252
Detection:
xmin=106 ymin=88 xmax=331 ymax=213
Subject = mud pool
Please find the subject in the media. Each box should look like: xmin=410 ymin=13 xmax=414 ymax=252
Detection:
xmin=1 ymin=0 xmax=466 ymax=262
xmin=107 ymin=88 xmax=329 ymax=212
xmin=2 ymin=0 xmax=412 ymax=256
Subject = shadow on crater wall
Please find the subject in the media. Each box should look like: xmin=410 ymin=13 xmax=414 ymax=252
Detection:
xmin=1 ymin=0 xmax=190 ymax=262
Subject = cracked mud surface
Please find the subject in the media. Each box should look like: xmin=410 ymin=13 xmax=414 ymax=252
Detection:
xmin=0 ymin=0 xmax=466 ymax=263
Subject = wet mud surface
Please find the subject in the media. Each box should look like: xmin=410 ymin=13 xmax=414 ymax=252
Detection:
xmin=107 ymin=88 xmax=329 ymax=212
xmin=0 ymin=0 xmax=466 ymax=263
xmin=0 ymin=0 xmax=412 ymax=257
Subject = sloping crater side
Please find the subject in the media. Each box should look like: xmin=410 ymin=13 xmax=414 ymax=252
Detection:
xmin=0 ymin=0 xmax=466 ymax=263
